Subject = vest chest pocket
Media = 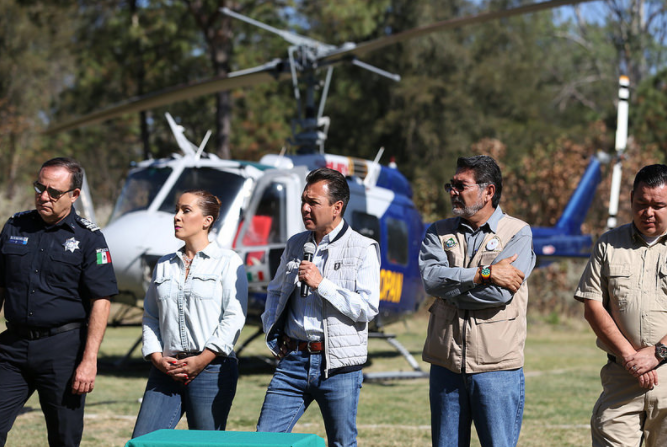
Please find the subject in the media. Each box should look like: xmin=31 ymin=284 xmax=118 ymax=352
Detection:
xmin=478 ymin=252 xmax=499 ymax=266
xmin=606 ymin=264 xmax=632 ymax=310
xmin=326 ymin=258 xmax=357 ymax=280
xmin=190 ymin=273 xmax=218 ymax=300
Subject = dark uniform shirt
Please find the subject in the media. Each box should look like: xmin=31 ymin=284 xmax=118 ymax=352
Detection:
xmin=0 ymin=208 xmax=118 ymax=328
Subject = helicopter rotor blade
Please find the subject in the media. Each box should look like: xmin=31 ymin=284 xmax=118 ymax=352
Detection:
xmin=319 ymin=0 xmax=600 ymax=63
xmin=45 ymin=0 xmax=599 ymax=135
xmin=44 ymin=59 xmax=290 ymax=135
xmin=220 ymin=7 xmax=336 ymax=56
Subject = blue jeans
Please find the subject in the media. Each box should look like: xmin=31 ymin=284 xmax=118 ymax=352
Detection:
xmin=430 ymin=365 xmax=524 ymax=447
xmin=132 ymin=357 xmax=238 ymax=438
xmin=256 ymin=350 xmax=363 ymax=447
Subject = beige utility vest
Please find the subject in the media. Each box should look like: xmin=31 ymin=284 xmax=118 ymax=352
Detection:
xmin=422 ymin=214 xmax=529 ymax=373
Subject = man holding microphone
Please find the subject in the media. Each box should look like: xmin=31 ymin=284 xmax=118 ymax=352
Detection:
xmin=257 ymin=168 xmax=381 ymax=447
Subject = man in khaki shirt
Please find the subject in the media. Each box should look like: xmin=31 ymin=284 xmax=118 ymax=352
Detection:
xmin=575 ymin=164 xmax=667 ymax=447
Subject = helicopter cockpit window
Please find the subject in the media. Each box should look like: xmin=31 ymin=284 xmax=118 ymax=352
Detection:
xmin=386 ymin=217 xmax=409 ymax=266
xmin=351 ymin=211 xmax=380 ymax=243
xmin=108 ymin=167 xmax=173 ymax=223
xmin=158 ymin=168 xmax=247 ymax=221
xmin=242 ymin=182 xmax=286 ymax=245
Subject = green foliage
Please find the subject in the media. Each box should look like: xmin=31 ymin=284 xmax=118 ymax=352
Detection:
xmin=0 ymin=1 xmax=76 ymax=196
xmin=633 ymin=68 xmax=667 ymax=155
xmin=0 ymin=0 xmax=666 ymax=226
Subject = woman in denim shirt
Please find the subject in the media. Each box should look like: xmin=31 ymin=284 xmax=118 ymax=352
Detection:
xmin=132 ymin=190 xmax=248 ymax=437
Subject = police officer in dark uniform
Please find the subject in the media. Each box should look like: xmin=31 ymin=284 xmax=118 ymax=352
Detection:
xmin=0 ymin=157 xmax=118 ymax=447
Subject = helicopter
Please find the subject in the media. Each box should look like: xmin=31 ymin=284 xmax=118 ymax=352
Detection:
xmin=89 ymin=109 xmax=602 ymax=379
xmin=45 ymin=0 xmax=606 ymax=379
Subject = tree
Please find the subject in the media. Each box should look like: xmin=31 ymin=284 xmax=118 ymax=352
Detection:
xmin=0 ymin=1 xmax=76 ymax=198
xmin=183 ymin=0 xmax=294 ymax=159
xmin=50 ymin=0 xmax=206 ymax=203
xmin=632 ymin=68 xmax=667 ymax=155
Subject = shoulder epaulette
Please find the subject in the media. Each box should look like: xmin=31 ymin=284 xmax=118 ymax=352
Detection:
xmin=10 ymin=210 xmax=34 ymax=220
xmin=76 ymin=216 xmax=100 ymax=232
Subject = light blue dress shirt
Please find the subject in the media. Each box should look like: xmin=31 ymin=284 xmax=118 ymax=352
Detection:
xmin=142 ymin=241 xmax=248 ymax=358
xmin=420 ymin=206 xmax=536 ymax=310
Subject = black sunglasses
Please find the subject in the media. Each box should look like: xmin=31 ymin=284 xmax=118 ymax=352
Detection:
xmin=444 ymin=181 xmax=482 ymax=193
xmin=33 ymin=181 xmax=75 ymax=200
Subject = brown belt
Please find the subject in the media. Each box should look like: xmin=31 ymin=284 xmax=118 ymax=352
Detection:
xmin=281 ymin=335 xmax=324 ymax=354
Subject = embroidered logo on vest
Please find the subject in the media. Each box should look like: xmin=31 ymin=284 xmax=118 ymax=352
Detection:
xmin=444 ymin=238 xmax=457 ymax=249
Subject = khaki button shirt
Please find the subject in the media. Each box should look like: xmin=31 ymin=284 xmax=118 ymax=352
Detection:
xmin=575 ymin=223 xmax=667 ymax=351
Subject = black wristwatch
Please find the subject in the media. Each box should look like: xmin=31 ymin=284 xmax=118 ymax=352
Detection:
xmin=655 ymin=343 xmax=667 ymax=362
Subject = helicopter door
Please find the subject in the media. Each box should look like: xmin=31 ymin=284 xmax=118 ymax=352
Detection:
xmin=234 ymin=168 xmax=306 ymax=297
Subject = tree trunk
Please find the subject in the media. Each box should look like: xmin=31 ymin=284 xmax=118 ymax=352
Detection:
xmin=131 ymin=0 xmax=151 ymax=160
xmin=186 ymin=0 xmax=233 ymax=159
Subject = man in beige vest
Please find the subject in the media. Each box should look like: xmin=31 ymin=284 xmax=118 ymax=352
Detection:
xmin=420 ymin=155 xmax=536 ymax=447
xmin=575 ymin=164 xmax=667 ymax=447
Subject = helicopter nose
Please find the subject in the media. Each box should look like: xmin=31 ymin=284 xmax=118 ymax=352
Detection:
xmin=103 ymin=210 xmax=183 ymax=297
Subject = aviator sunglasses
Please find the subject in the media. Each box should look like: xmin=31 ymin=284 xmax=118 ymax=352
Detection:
xmin=443 ymin=181 xmax=487 ymax=193
xmin=33 ymin=181 xmax=76 ymax=200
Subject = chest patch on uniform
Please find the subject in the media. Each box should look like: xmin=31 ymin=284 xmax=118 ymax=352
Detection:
xmin=485 ymin=237 xmax=501 ymax=251
xmin=96 ymin=248 xmax=112 ymax=265
xmin=8 ymin=236 xmax=28 ymax=245
xmin=444 ymin=237 xmax=457 ymax=250
xmin=334 ymin=262 xmax=341 ymax=271
xmin=63 ymin=237 xmax=80 ymax=253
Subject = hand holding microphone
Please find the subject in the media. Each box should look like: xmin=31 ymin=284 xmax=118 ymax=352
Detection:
xmin=300 ymin=242 xmax=317 ymax=297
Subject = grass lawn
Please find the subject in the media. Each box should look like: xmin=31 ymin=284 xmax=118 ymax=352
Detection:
xmin=4 ymin=310 xmax=604 ymax=446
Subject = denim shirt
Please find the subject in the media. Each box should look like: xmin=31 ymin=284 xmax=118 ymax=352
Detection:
xmin=141 ymin=241 xmax=248 ymax=358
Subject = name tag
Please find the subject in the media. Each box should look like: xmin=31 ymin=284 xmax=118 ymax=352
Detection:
xmin=8 ymin=236 xmax=28 ymax=245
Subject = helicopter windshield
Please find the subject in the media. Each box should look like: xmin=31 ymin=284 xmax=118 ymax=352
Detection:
xmin=108 ymin=166 xmax=173 ymax=223
xmin=157 ymin=167 xmax=247 ymax=216
xmin=108 ymin=166 xmax=248 ymax=224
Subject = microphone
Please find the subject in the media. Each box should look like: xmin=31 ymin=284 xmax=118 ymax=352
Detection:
xmin=300 ymin=242 xmax=317 ymax=297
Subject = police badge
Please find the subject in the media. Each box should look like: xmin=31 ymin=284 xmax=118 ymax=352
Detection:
xmin=63 ymin=237 xmax=80 ymax=253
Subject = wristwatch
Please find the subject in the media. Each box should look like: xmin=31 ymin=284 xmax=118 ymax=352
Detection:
xmin=479 ymin=265 xmax=492 ymax=285
xmin=655 ymin=343 xmax=667 ymax=362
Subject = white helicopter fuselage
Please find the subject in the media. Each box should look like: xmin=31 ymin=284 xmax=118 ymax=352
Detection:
xmin=102 ymin=153 xmax=270 ymax=300
xmin=101 ymin=148 xmax=426 ymax=327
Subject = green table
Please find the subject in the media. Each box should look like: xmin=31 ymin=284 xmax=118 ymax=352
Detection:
xmin=125 ymin=430 xmax=325 ymax=447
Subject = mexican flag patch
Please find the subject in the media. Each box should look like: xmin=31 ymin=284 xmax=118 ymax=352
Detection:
xmin=96 ymin=248 xmax=112 ymax=265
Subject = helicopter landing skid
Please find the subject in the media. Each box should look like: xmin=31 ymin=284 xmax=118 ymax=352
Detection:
xmin=363 ymin=332 xmax=429 ymax=381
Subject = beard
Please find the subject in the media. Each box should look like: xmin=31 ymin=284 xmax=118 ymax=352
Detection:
xmin=451 ymin=195 xmax=485 ymax=218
